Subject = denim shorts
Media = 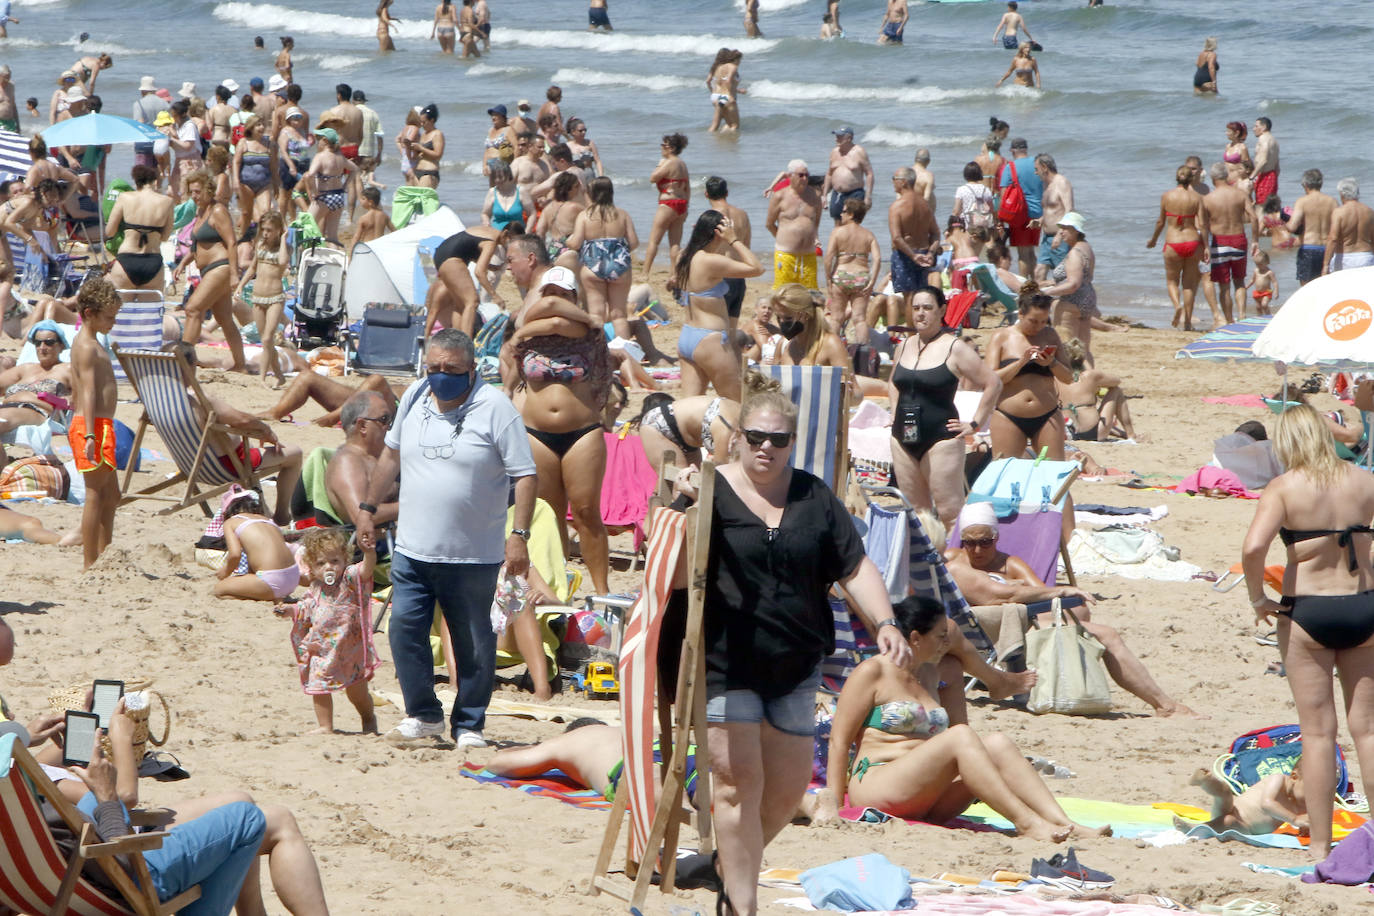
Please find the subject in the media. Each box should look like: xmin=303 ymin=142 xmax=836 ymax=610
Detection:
xmin=705 ymin=667 xmax=821 ymax=737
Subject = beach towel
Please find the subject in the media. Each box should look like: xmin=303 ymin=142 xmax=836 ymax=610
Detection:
xmin=391 ymin=185 xmax=441 ymax=230
xmin=1066 ymin=528 xmax=1201 ymax=582
xmin=779 ymin=892 xmax=1203 ymax=914
xmin=457 ymin=764 xmax=613 ymax=811
xmin=600 ymin=431 xmax=657 ymax=552
xmin=1074 ymin=505 xmax=1168 ymax=529
xmin=863 ymin=504 xmax=909 ymax=603
xmin=848 ymin=400 xmax=895 ymax=467
xmin=1175 ymin=466 xmax=1257 ymax=499
xmin=800 ymin=854 xmax=912 ymax=913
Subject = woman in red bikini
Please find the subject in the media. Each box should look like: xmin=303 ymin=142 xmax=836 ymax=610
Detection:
xmin=640 ymin=132 xmax=689 ymax=282
xmin=1147 ymin=164 xmax=1206 ymax=331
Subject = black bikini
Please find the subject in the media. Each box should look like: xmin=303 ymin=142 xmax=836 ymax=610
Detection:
xmin=891 ymin=334 xmax=960 ymax=462
xmin=190 ymin=216 xmax=230 ymax=276
xmin=525 ymin=423 xmax=602 ymax=458
xmin=1278 ymin=525 xmax=1374 ymax=650
xmin=996 ymin=357 xmax=1060 ymax=441
xmin=435 ymin=231 xmax=484 ymax=269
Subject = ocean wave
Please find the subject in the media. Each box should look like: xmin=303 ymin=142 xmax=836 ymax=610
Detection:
xmin=297 ymin=52 xmax=370 ymax=72
xmin=550 ymin=67 xmax=699 ymax=95
xmin=500 ymin=28 xmax=777 ymax=57
xmin=733 ymin=0 xmax=807 ymax=10
xmin=861 ymin=127 xmax=985 ymax=149
xmin=213 ymin=2 xmax=434 ymax=40
xmin=467 ymin=64 xmax=533 ymax=78
xmin=748 ymin=79 xmax=1026 ymax=105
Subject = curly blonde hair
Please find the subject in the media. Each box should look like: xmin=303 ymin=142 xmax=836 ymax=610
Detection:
xmin=300 ymin=528 xmax=349 ymax=572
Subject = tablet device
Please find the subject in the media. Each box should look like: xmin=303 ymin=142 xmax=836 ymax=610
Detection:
xmin=91 ymin=680 xmax=124 ymax=730
xmin=62 ymin=711 xmax=100 ymax=768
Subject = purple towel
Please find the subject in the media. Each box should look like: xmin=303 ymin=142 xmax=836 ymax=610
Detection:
xmin=1303 ymin=822 xmax=1374 ymax=885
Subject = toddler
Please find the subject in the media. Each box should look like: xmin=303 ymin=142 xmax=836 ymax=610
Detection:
xmin=1246 ymin=250 xmax=1277 ymax=317
xmin=287 ymin=528 xmax=378 ymax=734
xmin=1175 ymin=761 xmax=1307 ymax=836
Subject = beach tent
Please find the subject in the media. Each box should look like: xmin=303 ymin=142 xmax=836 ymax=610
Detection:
xmin=0 ymin=130 xmax=31 ymax=266
xmin=343 ymin=205 xmax=463 ymax=320
xmin=1253 ymin=267 xmax=1374 ymax=369
xmin=1175 ymin=316 xmax=1272 ymax=361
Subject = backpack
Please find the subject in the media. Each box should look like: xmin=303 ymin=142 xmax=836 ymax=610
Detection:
xmin=996 ymin=160 xmax=1029 ymax=226
xmin=966 ymin=187 xmax=998 ymax=233
xmin=1214 ymin=723 xmax=1351 ymax=798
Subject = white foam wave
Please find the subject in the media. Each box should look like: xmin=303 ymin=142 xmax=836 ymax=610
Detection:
xmin=15 ymin=0 xmax=68 ymax=6
xmin=733 ymin=0 xmax=807 ymax=11
xmin=467 ymin=64 xmax=533 ymax=78
xmin=860 ymin=128 xmax=985 ymax=149
xmin=2 ymin=37 xmax=50 ymax=49
xmin=297 ymin=52 xmax=370 ymax=72
xmin=748 ymin=79 xmax=1023 ymax=105
xmin=213 ymin=2 xmax=434 ymax=40
xmin=501 ymin=28 xmax=777 ymax=57
xmin=64 ymin=38 xmax=160 ymax=57
xmin=550 ymin=67 xmax=698 ymax=95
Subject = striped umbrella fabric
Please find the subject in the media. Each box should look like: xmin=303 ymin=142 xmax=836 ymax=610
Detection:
xmin=617 ymin=507 xmax=688 ymax=866
xmin=1175 ymin=316 xmax=1272 ymax=361
xmin=0 ymin=130 xmax=30 ymax=268
xmin=758 ymin=364 xmax=846 ymax=490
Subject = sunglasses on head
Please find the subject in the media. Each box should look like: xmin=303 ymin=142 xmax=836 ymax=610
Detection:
xmin=962 ymin=536 xmax=997 ymax=548
xmin=742 ymin=428 xmax=794 ymax=449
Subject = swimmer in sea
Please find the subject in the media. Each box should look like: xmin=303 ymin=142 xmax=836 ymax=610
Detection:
xmin=588 ymin=0 xmax=612 ymax=32
xmin=431 ymin=0 xmax=458 ymax=55
xmin=879 ymin=0 xmax=907 ymax=45
xmin=706 ymin=48 xmax=744 ymax=134
xmin=993 ymin=2 xmax=1035 ymax=51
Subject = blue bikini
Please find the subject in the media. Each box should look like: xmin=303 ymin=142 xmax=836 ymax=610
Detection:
xmin=676 ymin=280 xmax=731 ymax=361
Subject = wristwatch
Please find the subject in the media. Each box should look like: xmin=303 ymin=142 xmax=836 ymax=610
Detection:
xmin=357 ymin=502 xmax=378 ymax=515
xmin=875 ymin=617 xmax=899 ymax=631
xmin=510 ymin=528 xmax=531 ymax=541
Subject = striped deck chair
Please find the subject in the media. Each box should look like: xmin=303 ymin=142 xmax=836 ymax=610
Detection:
xmin=110 ymin=291 xmax=166 ymax=385
xmin=0 ymin=732 xmax=201 ymax=915
xmin=115 ymin=348 xmax=293 ymax=515
xmin=758 ymin=364 xmax=849 ymax=492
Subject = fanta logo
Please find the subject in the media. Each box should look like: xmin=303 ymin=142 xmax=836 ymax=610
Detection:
xmin=1324 ymin=300 xmax=1373 ymax=341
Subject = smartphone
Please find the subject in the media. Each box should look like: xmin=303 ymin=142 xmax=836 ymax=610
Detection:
xmin=1039 ymin=345 xmax=1057 ymax=359
xmin=91 ymin=680 xmax=124 ymax=730
xmin=62 ymin=711 xmax=100 ymax=768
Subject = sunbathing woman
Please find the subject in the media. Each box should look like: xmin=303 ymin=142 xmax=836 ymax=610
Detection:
xmin=0 ymin=504 xmax=76 ymax=545
xmin=429 ymin=223 xmax=514 ymax=337
xmin=636 ymin=392 xmax=741 ymax=479
xmin=304 ymin=130 xmax=358 ymax=245
xmin=823 ymin=197 xmax=881 ymax=340
xmin=0 ymin=320 xmax=71 ymax=436
xmin=1057 ymin=338 xmax=1135 ymax=441
xmin=984 ymin=284 xmax=1071 ymax=460
xmin=173 ymin=169 xmax=245 ymax=372
xmin=566 ymin=176 xmax=639 ymax=342
xmin=213 ymin=488 xmax=304 ymax=602
xmin=817 ymin=595 xmax=1107 ymax=840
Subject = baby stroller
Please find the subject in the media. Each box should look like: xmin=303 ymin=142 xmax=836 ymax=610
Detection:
xmin=292 ymin=244 xmax=347 ymax=349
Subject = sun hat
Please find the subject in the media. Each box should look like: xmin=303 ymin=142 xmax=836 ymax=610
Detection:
xmin=177 ymin=81 xmax=196 ymax=99
xmin=154 ymin=110 xmax=174 ymax=127
xmin=284 ymin=106 xmax=304 ymax=121
xmin=138 ymin=75 xmax=157 ymax=92
xmin=958 ymin=502 xmax=999 ymax=534
xmin=155 ymin=88 xmax=172 ymax=101
xmin=27 ymin=319 xmax=65 ymax=345
xmin=517 ymin=99 xmax=531 ymax=110
xmin=487 ymin=103 xmax=507 ymax=117
xmin=64 ymin=86 xmax=86 ymax=102
xmin=267 ymin=74 xmax=287 ymax=92
xmin=221 ymin=484 xmax=259 ymax=515
xmin=1059 ymin=211 xmax=1086 ymax=234
xmin=540 ymin=266 xmax=578 ymax=292
xmin=220 ymin=78 xmax=240 ymax=94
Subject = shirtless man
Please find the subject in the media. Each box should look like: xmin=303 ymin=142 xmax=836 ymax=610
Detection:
xmin=513 ymin=100 xmax=538 ymax=142
xmin=766 ymin=159 xmax=823 ymax=290
xmin=911 ymin=147 xmax=936 ymax=210
xmin=206 ymin=85 xmax=235 ymax=147
xmin=0 ymin=66 xmax=18 ymax=133
xmin=1033 ymin=153 xmax=1074 ymax=282
xmin=325 ymin=392 xmax=399 ymax=529
xmin=346 ymin=187 xmax=393 ymax=259
xmin=888 ymin=167 xmax=941 ymax=315
xmin=878 ymin=0 xmax=907 ymax=44
xmin=510 ymin=135 xmax=552 ymax=200
xmin=474 ymin=0 xmax=491 ymax=51
xmin=705 ymin=175 xmax=752 ymax=327
xmin=1322 ymin=177 xmax=1374 ymax=274
xmin=820 ymin=127 xmax=873 ymax=224
xmin=1251 ymin=117 xmax=1279 ymax=207
xmin=1287 ymin=169 xmax=1337 ymax=286
xmin=258 ymin=75 xmax=285 ymax=136
xmin=992 ymin=1 xmax=1034 ymax=50
xmin=744 ymin=0 xmax=761 ymax=38
xmin=530 ymin=144 xmax=585 ymax=207
xmin=588 ymin=0 xmax=612 ymax=31
xmin=1201 ymin=161 xmax=1258 ymax=327
xmin=318 ymin=83 xmax=364 ymax=162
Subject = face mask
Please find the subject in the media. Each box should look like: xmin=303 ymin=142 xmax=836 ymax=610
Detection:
xmin=429 ymin=370 xmax=474 ymax=401
xmin=778 ymin=317 xmax=806 ymax=339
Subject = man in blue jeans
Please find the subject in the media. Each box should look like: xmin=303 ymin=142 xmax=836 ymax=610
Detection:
xmin=357 ymin=328 xmax=536 ymax=750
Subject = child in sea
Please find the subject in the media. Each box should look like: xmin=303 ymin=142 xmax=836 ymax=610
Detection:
xmin=1246 ymin=250 xmax=1277 ymax=317
xmin=285 ymin=528 xmax=378 ymax=735
xmin=1174 ymin=762 xmax=1308 ymax=836
xmin=234 ymin=210 xmax=290 ymax=388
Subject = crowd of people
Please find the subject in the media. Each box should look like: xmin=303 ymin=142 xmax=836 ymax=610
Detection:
xmin=3 ymin=4 xmax=1374 ymax=915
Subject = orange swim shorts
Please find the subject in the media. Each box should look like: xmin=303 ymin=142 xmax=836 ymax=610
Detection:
xmin=68 ymin=415 xmax=117 ymax=473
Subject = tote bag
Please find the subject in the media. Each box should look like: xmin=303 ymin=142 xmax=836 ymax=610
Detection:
xmin=1025 ymin=600 xmax=1112 ymax=716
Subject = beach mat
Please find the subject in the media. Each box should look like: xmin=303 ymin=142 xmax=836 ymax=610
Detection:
xmin=371 ymin=691 xmax=622 ymax=727
xmin=458 ymin=764 xmax=612 ymax=811
xmin=776 ymin=889 xmax=1200 ymax=914
xmin=842 ymin=798 xmax=1176 ymax=839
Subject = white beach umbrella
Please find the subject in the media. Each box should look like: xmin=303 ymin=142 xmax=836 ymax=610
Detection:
xmin=1252 ymin=266 xmax=1374 ymax=369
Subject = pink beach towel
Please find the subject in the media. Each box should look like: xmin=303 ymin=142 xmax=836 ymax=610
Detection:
xmin=1174 ymin=466 xmax=1258 ymax=499
xmin=599 ymin=431 xmax=658 ymax=551
xmin=1202 ymin=394 xmax=1267 ymax=407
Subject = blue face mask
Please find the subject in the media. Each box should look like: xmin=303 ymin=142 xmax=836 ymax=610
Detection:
xmin=428 ymin=370 xmax=474 ymax=401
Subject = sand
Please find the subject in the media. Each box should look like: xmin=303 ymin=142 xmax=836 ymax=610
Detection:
xmin=0 ymin=275 xmax=1364 ymax=915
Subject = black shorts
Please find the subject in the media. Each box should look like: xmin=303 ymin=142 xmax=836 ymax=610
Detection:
xmin=724 ymin=277 xmax=746 ymax=318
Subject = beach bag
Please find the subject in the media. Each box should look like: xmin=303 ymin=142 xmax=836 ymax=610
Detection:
xmin=1215 ymin=724 xmax=1351 ymax=798
xmin=967 ymin=187 xmax=998 ymax=233
xmin=0 ymin=455 xmax=70 ymax=500
xmin=997 ymin=161 xmax=1029 ymax=226
xmin=801 ymin=854 xmax=913 ymax=913
xmin=1025 ymin=601 xmax=1112 ymax=716
xmin=49 ymin=678 xmax=171 ymax=762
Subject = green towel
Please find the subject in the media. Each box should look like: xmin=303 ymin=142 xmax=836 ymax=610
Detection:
xmin=290 ymin=212 xmax=325 ymax=245
xmin=391 ymin=185 xmax=440 ymax=231
xmin=172 ymin=199 xmax=197 ymax=230
xmin=299 ymin=447 xmax=339 ymax=522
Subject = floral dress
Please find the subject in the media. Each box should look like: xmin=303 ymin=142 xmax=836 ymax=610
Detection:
xmin=290 ymin=563 xmax=378 ymax=695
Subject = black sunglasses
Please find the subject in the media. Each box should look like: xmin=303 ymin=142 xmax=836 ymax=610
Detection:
xmin=742 ymin=429 xmax=794 ymax=449
xmin=962 ymin=536 xmax=997 ymax=548
xmin=32 ymin=337 xmax=61 ymax=346
xmin=359 ymin=414 xmax=392 ymax=428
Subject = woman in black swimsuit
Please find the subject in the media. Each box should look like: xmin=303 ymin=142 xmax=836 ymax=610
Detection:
xmin=104 ymin=164 xmax=173 ymax=291
xmin=1193 ymin=37 xmax=1218 ymax=94
xmin=888 ymin=287 xmax=1000 ymax=527
xmin=1243 ymin=404 xmax=1374 ymax=861
xmin=983 ymin=283 xmax=1071 ymax=460
xmin=428 ymin=224 xmax=514 ymax=338
xmin=173 ymin=169 xmax=244 ymax=371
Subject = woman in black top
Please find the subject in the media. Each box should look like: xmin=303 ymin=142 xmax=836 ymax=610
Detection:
xmin=984 ymin=283 xmax=1071 ymax=460
xmin=704 ymin=372 xmax=908 ymax=916
xmin=888 ymin=286 xmax=999 ymax=527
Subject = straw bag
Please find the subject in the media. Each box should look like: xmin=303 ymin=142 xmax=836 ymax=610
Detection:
xmin=1024 ymin=601 xmax=1112 ymax=716
xmin=49 ymin=678 xmax=171 ymax=760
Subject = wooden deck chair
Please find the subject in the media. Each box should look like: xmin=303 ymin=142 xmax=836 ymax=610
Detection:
xmin=758 ymin=364 xmax=850 ymax=492
xmin=110 ymin=291 xmax=165 ymax=386
xmin=966 ymin=456 xmax=1080 ymax=586
xmin=590 ymin=468 xmax=716 ymax=909
xmin=0 ymin=733 xmax=201 ymax=916
xmin=115 ymin=348 xmax=293 ymax=515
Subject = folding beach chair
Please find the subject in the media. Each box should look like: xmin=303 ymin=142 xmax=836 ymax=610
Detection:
xmin=966 ymin=262 xmax=1019 ymax=323
xmin=110 ymin=291 xmax=166 ymax=385
xmin=965 ymin=456 xmax=1080 ymax=586
xmin=342 ymin=306 xmax=424 ymax=378
xmin=758 ymin=364 xmax=849 ymax=492
xmin=0 ymin=732 xmax=201 ymax=916
xmin=952 ymin=502 xmax=1067 ymax=587
xmin=115 ymin=348 xmax=294 ymax=515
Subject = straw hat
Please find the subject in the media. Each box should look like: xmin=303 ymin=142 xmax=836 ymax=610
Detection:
xmin=177 ymin=81 xmax=196 ymax=99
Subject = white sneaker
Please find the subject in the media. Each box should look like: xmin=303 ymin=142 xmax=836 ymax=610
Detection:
xmin=386 ymin=717 xmax=446 ymax=746
xmin=455 ymin=729 xmax=487 ymax=749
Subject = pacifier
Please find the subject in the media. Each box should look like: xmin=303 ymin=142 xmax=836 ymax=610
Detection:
xmin=323 ymin=571 xmax=336 ymax=587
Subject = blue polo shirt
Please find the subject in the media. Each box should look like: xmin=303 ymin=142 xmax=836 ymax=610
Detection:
xmin=1000 ymin=156 xmax=1044 ymax=219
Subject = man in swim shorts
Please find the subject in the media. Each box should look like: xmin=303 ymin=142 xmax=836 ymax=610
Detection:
xmin=588 ymin=0 xmax=612 ymax=31
xmin=1251 ymin=117 xmax=1279 ymax=207
xmin=1202 ymin=161 xmax=1258 ymax=326
xmin=767 ymin=159 xmax=822 ymax=289
xmin=68 ymin=280 xmax=121 ymax=570
xmin=1287 ymin=169 xmax=1336 ymax=287
xmin=1322 ymin=177 xmax=1374 ymax=274
xmin=705 ymin=176 xmax=753 ymax=325
xmin=992 ymin=2 xmax=1034 ymax=50
xmin=318 ymin=82 xmax=364 ymax=162
xmin=0 ymin=66 xmax=18 ymax=133
xmin=1034 ymin=153 xmax=1073 ymax=282
xmin=879 ymin=0 xmax=907 ymax=44
xmin=821 ymin=126 xmax=873 ymax=224
xmin=888 ymin=167 xmax=941 ymax=314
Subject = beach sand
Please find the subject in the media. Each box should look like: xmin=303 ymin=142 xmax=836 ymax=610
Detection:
xmin=0 ymin=275 xmax=1362 ymax=914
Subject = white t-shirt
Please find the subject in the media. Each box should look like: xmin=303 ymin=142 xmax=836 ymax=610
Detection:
xmin=174 ymin=120 xmax=200 ymax=161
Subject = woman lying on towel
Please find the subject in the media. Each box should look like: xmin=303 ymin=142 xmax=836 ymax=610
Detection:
xmin=815 ymin=594 xmax=1111 ymax=841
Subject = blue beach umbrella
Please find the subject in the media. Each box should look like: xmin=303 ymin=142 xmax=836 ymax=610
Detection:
xmin=1174 ymin=316 xmax=1273 ymax=361
xmin=39 ymin=113 xmax=162 ymax=147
